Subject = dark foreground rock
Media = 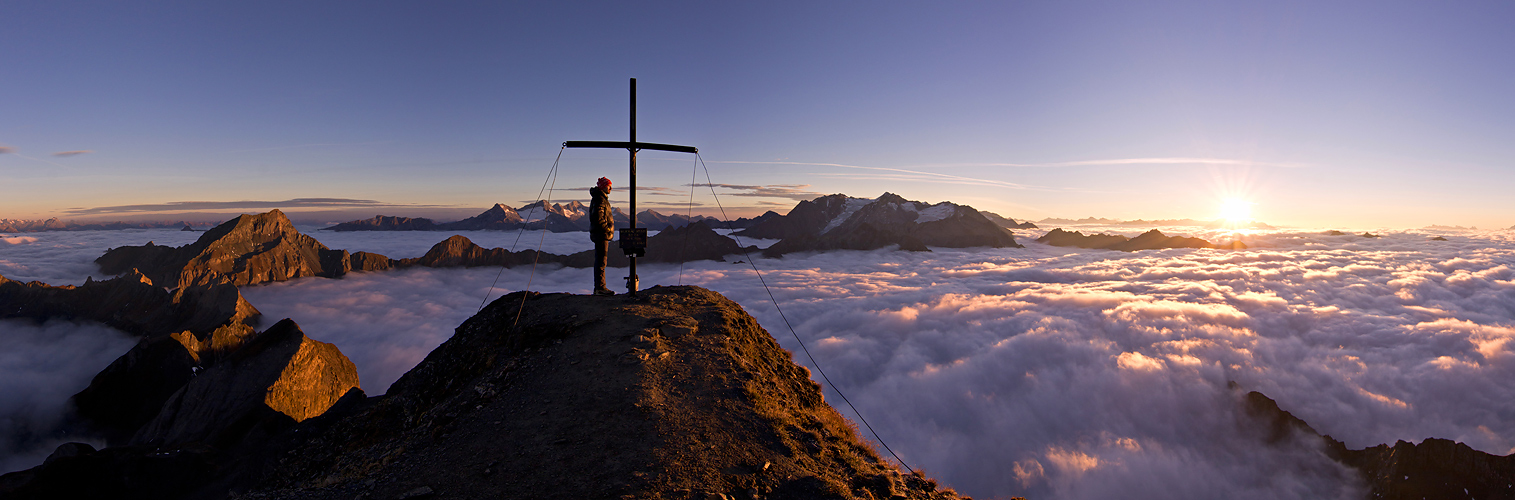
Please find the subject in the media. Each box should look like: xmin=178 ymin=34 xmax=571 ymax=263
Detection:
xmin=0 ymin=271 xmax=264 ymax=443
xmin=1036 ymin=228 xmax=1245 ymax=251
xmin=1 ymin=286 xmax=967 ymax=500
xmin=1240 ymin=388 xmax=1515 ymax=500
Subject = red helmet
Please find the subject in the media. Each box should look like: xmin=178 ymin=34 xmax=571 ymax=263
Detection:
xmin=597 ymin=177 xmax=612 ymax=191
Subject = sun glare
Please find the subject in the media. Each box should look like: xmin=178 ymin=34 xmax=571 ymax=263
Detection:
xmin=1219 ymin=198 xmax=1252 ymax=222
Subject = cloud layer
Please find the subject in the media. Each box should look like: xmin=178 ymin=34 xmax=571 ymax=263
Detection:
xmin=4 ymin=226 xmax=1514 ymax=498
xmin=0 ymin=319 xmax=136 ymax=474
xmin=63 ymin=198 xmax=451 ymax=216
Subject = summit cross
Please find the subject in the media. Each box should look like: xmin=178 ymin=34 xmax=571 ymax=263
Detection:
xmin=563 ymin=78 xmax=699 ymax=295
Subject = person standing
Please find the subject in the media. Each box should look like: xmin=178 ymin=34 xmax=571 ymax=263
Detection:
xmin=590 ymin=177 xmax=615 ymax=295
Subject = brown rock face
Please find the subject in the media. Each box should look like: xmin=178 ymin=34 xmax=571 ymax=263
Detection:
xmin=254 ymin=286 xmax=967 ymax=500
xmin=96 ymin=209 xmax=352 ymax=287
xmin=132 ymin=319 xmax=360 ymax=447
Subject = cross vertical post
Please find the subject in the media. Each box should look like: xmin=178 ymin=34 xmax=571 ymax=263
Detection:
xmin=563 ymin=78 xmax=698 ymax=296
xmin=628 ymin=78 xmax=638 ymax=293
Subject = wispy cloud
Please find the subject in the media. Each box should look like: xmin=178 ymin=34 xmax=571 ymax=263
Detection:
xmin=0 ymin=146 xmax=13 ymax=154
xmin=51 ymin=150 xmax=92 ymax=157
xmin=936 ymin=157 xmax=1309 ymax=169
xmin=705 ymin=161 xmax=1053 ymax=191
xmin=706 ymin=157 xmax=1301 ymax=193
xmin=226 ymin=141 xmax=389 ymax=154
xmin=63 ymin=198 xmax=451 ymax=216
xmin=691 ymin=183 xmax=827 ymax=200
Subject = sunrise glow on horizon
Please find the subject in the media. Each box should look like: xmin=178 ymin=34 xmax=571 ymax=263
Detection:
xmin=0 ymin=2 xmax=1510 ymax=230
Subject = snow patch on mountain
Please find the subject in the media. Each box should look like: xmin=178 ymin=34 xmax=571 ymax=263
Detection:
xmin=821 ymin=197 xmax=874 ymax=235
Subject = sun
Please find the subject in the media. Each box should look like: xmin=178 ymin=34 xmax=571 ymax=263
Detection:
xmin=1218 ymin=198 xmax=1253 ymax=223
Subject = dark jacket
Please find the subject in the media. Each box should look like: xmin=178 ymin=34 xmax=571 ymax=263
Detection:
xmin=589 ymin=187 xmax=614 ymax=241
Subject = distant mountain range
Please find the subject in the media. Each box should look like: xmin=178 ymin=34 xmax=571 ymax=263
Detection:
xmin=738 ymin=193 xmax=1022 ymax=256
xmin=1037 ymin=228 xmax=1247 ymax=251
xmin=322 ymin=202 xmax=719 ymax=232
xmin=322 ymin=197 xmax=1040 ymax=237
xmin=1037 ymin=216 xmax=1274 ymax=229
xmin=0 ymin=218 xmax=216 ymax=233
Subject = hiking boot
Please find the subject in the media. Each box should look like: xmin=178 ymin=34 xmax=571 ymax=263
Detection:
xmin=593 ymin=287 xmax=615 ymax=296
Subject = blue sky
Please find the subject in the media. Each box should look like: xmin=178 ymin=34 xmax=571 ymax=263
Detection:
xmin=2 ymin=1 xmax=1511 ymax=228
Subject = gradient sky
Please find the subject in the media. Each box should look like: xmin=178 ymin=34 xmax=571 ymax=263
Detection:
xmin=3 ymin=1 xmax=1512 ymax=228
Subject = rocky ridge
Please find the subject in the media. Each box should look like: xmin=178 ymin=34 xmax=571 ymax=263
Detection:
xmin=1241 ymin=388 xmax=1515 ymax=499
xmin=743 ymin=193 xmax=1022 ymax=256
xmin=1035 ymin=228 xmax=1246 ymax=251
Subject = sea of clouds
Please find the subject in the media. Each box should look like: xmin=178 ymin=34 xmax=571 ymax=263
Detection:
xmin=3 ymin=224 xmax=1514 ymax=499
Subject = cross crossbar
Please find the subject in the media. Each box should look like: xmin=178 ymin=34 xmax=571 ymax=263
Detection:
xmin=562 ymin=141 xmax=698 ymax=154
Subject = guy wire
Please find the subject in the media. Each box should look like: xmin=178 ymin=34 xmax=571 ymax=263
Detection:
xmin=694 ymin=153 xmax=915 ymax=474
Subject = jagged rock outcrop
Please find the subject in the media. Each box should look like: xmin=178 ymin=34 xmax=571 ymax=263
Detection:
xmin=97 ymin=209 xmax=351 ymax=288
xmin=758 ymin=193 xmax=1021 ymax=256
xmin=348 ymin=251 xmax=394 ymax=272
xmin=1036 ymin=228 xmax=1245 ymax=251
xmin=132 ymin=319 xmax=360 ymax=447
xmin=2 ymin=286 xmax=966 ymax=500
xmin=1241 ymin=388 xmax=1515 ymax=500
xmin=0 ymin=271 xmax=263 ymax=443
xmin=321 ymin=215 xmax=436 ymax=232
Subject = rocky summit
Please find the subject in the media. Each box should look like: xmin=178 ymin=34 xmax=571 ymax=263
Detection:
xmin=0 ymin=286 xmax=966 ymax=500
xmin=251 ymin=286 xmax=963 ymax=500
xmin=97 ymin=209 xmax=352 ymax=288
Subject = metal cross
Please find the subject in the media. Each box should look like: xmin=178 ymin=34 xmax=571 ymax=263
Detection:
xmin=563 ymin=78 xmax=698 ymax=295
